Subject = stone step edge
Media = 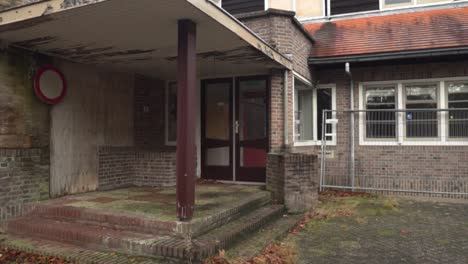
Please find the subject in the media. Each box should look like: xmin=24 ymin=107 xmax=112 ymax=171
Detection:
xmin=5 ymin=204 xmax=285 ymax=261
xmin=165 ymin=191 xmax=271 ymax=238
xmin=28 ymin=204 xmax=178 ymax=236
xmin=192 ymin=204 xmax=285 ymax=259
xmin=6 ymin=217 xmax=192 ymax=260
xmin=0 ymin=235 xmax=172 ymax=264
xmin=27 ymin=191 xmax=271 ymax=239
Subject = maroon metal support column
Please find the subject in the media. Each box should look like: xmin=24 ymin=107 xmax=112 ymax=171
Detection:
xmin=176 ymin=19 xmax=197 ymax=221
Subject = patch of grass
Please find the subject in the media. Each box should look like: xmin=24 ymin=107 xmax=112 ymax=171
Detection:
xmin=339 ymin=241 xmax=361 ymax=250
xmin=309 ymin=248 xmax=330 ymax=257
xmin=435 ymin=239 xmax=450 ymax=246
xmin=377 ymin=229 xmax=396 ymax=237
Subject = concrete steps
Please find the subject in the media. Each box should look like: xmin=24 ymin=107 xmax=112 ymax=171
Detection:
xmin=4 ymin=193 xmax=285 ymax=261
xmin=19 ymin=191 xmax=270 ymax=238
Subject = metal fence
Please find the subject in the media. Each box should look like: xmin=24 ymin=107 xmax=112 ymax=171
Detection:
xmin=320 ymin=108 xmax=468 ymax=198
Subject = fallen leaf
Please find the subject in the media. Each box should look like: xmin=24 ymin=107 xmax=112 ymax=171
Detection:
xmin=400 ymin=229 xmax=411 ymax=235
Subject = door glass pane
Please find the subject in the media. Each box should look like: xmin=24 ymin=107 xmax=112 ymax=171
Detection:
xmin=239 ymin=80 xmax=267 ymax=141
xmin=205 ymin=83 xmax=230 ymax=140
xmin=240 ymin=147 xmax=267 ymax=168
xmin=239 ymin=79 xmax=267 ymax=168
xmin=206 ymin=147 xmax=230 ymax=166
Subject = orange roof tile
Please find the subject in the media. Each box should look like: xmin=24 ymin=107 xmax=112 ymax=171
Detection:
xmin=304 ymin=7 xmax=468 ymax=58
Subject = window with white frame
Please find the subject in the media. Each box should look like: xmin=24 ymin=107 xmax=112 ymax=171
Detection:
xmin=360 ymin=78 xmax=468 ymax=145
xmin=404 ymin=83 xmax=439 ymax=138
xmin=166 ymin=81 xmax=177 ymax=145
xmin=294 ymin=76 xmax=336 ymax=144
xmin=364 ymin=86 xmax=397 ymax=139
xmin=447 ymin=82 xmax=468 ymax=138
xmin=294 ymin=78 xmax=314 ymax=142
xmin=306 ymin=0 xmax=458 ymax=19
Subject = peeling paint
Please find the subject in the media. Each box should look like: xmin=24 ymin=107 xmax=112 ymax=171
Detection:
xmin=12 ymin=36 xmax=57 ymax=48
xmin=60 ymin=0 xmax=105 ymax=9
xmin=166 ymin=46 xmax=269 ymax=64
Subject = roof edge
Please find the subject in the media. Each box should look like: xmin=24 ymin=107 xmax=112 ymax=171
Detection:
xmin=309 ymin=47 xmax=468 ymax=65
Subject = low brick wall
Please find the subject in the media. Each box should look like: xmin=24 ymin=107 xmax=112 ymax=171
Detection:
xmin=267 ymin=153 xmax=319 ymax=213
xmin=97 ymin=147 xmax=176 ymax=190
xmin=134 ymin=151 xmax=176 ymax=187
xmin=0 ymin=148 xmax=49 ymax=221
xmin=98 ymin=147 xmax=135 ymax=190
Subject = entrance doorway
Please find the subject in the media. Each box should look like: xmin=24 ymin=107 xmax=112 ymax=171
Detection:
xmin=201 ymin=76 xmax=269 ymax=183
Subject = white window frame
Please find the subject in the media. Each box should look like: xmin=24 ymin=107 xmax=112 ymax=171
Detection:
xmin=297 ymin=0 xmax=464 ymax=20
xmin=359 ymin=77 xmax=468 ymax=146
xmin=445 ymin=80 xmax=468 ymax=142
xmin=362 ymin=84 xmax=399 ymax=143
xmin=292 ymin=73 xmax=336 ymax=147
xmin=165 ymin=81 xmax=177 ymax=146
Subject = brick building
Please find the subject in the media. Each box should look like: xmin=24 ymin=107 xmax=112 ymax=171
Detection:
xmin=0 ymin=0 xmax=467 ymax=223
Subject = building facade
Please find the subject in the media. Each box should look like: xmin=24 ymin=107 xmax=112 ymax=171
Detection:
xmin=0 ymin=0 xmax=467 ymax=221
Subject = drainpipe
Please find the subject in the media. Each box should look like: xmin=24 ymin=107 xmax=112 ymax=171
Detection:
xmin=284 ymin=70 xmax=289 ymax=149
xmin=345 ymin=62 xmax=355 ymax=191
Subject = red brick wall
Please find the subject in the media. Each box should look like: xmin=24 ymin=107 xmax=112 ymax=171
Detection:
xmin=134 ymin=151 xmax=176 ymax=187
xmin=293 ymin=60 xmax=468 ymax=198
xmin=267 ymin=153 xmax=319 ymax=212
xmin=134 ymin=75 xmax=174 ymax=151
xmin=240 ymin=10 xmax=313 ymax=152
xmin=97 ymin=147 xmax=176 ymax=190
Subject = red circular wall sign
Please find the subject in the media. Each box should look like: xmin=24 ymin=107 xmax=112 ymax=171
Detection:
xmin=34 ymin=66 xmax=67 ymax=104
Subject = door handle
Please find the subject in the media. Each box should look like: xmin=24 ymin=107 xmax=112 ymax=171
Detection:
xmin=235 ymin=120 xmax=240 ymax=134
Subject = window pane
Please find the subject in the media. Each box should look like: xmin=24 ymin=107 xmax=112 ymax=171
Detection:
xmin=384 ymin=0 xmax=412 ymax=7
xmin=405 ymin=84 xmax=438 ymax=138
xmin=294 ymin=79 xmax=313 ymax=141
xmin=330 ymin=0 xmax=379 ymax=15
xmin=317 ymin=88 xmax=332 ymax=140
xmin=417 ymin=0 xmax=446 ymax=4
xmin=167 ymin=82 xmax=177 ymax=142
xmin=447 ymin=83 xmax=468 ymax=138
xmin=365 ymin=87 xmax=396 ymax=139
xmin=205 ymin=82 xmax=231 ymax=140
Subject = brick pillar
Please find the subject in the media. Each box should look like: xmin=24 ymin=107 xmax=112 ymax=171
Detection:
xmin=266 ymin=153 xmax=319 ymax=213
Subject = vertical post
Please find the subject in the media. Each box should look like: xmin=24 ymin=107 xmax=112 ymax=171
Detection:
xmin=176 ymin=19 xmax=197 ymax=221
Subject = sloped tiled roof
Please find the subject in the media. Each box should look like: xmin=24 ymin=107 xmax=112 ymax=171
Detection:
xmin=304 ymin=7 xmax=468 ymax=58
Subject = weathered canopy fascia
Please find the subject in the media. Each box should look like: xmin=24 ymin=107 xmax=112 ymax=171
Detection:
xmin=0 ymin=0 xmax=292 ymax=79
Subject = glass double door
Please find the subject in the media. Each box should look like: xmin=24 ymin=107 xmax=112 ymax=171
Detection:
xmin=201 ymin=77 xmax=268 ymax=183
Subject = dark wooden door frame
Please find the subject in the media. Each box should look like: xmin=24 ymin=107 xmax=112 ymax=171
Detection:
xmin=234 ymin=76 xmax=270 ymax=183
xmin=201 ymin=76 xmax=270 ymax=183
xmin=200 ymin=78 xmax=234 ymax=181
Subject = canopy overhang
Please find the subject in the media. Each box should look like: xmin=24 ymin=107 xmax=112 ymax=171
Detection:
xmin=0 ymin=0 xmax=292 ymax=79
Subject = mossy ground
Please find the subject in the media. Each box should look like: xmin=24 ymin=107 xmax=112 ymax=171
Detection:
xmin=43 ymin=184 xmax=266 ymax=221
xmin=282 ymin=195 xmax=468 ymax=264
